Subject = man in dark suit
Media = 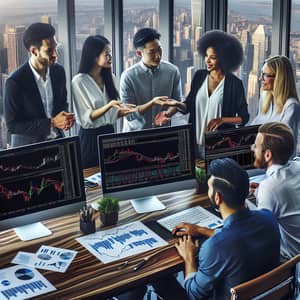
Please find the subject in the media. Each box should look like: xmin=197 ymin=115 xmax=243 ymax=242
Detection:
xmin=4 ymin=22 xmax=75 ymax=147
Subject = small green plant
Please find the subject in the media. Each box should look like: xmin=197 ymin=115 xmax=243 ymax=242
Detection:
xmin=195 ymin=167 xmax=206 ymax=183
xmin=97 ymin=197 xmax=120 ymax=214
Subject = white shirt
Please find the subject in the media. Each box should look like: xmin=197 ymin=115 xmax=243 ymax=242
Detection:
xmin=29 ymin=61 xmax=57 ymax=138
xmin=72 ymin=73 xmax=118 ymax=129
xmin=120 ymin=60 xmax=182 ymax=131
xmin=251 ymin=93 xmax=300 ymax=156
xmin=195 ymin=75 xmax=224 ymax=146
xmin=256 ymin=160 xmax=300 ymax=258
xmin=29 ymin=60 xmax=53 ymax=118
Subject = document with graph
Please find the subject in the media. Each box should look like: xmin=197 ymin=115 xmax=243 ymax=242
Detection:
xmin=76 ymin=221 xmax=168 ymax=263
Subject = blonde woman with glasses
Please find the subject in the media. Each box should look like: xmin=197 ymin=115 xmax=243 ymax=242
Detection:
xmin=251 ymin=55 xmax=300 ymax=156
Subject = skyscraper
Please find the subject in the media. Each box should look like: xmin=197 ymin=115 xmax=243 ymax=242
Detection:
xmin=41 ymin=15 xmax=52 ymax=24
xmin=6 ymin=25 xmax=27 ymax=74
xmin=191 ymin=0 xmax=202 ymax=52
xmin=251 ymin=25 xmax=266 ymax=74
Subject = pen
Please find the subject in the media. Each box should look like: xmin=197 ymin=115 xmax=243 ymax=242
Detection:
xmin=133 ymin=258 xmax=148 ymax=271
xmin=116 ymin=261 xmax=128 ymax=270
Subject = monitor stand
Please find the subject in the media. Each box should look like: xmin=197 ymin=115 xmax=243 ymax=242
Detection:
xmin=130 ymin=196 xmax=166 ymax=214
xmin=14 ymin=222 xmax=52 ymax=241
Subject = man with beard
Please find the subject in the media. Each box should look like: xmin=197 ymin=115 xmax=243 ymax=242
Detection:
xmin=4 ymin=22 xmax=75 ymax=147
xmin=151 ymin=158 xmax=280 ymax=300
xmin=251 ymin=122 xmax=300 ymax=260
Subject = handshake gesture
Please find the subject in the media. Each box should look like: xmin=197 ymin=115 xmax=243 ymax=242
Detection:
xmin=151 ymin=96 xmax=179 ymax=127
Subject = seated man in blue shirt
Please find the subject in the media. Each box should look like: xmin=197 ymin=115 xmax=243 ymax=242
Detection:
xmin=120 ymin=27 xmax=182 ymax=131
xmin=251 ymin=122 xmax=300 ymax=260
xmin=152 ymin=158 xmax=280 ymax=300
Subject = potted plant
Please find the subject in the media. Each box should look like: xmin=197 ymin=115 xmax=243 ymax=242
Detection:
xmin=97 ymin=196 xmax=120 ymax=226
xmin=195 ymin=167 xmax=208 ymax=194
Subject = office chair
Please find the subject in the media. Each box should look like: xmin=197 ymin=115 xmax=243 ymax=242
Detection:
xmin=230 ymin=254 xmax=300 ymax=300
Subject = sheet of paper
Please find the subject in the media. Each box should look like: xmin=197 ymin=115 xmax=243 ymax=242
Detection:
xmin=0 ymin=265 xmax=56 ymax=300
xmin=85 ymin=172 xmax=101 ymax=184
xmin=76 ymin=221 xmax=168 ymax=263
xmin=12 ymin=246 xmax=77 ymax=273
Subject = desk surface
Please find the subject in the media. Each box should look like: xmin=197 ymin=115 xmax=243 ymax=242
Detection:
xmin=0 ymin=168 xmax=211 ymax=300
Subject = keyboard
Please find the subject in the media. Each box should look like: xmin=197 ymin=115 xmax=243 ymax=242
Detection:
xmin=157 ymin=206 xmax=223 ymax=232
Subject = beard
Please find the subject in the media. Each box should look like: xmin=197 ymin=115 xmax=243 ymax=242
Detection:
xmin=209 ymin=190 xmax=219 ymax=211
xmin=253 ymin=154 xmax=268 ymax=169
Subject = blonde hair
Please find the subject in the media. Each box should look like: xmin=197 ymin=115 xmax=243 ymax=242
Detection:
xmin=262 ymin=55 xmax=299 ymax=114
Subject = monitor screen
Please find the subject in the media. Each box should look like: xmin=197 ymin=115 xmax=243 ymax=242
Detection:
xmin=98 ymin=125 xmax=195 ymax=212
xmin=0 ymin=136 xmax=85 ymax=233
xmin=205 ymin=125 xmax=260 ymax=171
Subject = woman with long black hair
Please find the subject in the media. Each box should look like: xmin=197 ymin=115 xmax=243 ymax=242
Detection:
xmin=72 ymin=35 xmax=134 ymax=168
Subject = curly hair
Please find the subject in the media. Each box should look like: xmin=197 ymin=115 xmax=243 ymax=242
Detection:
xmin=197 ymin=30 xmax=244 ymax=74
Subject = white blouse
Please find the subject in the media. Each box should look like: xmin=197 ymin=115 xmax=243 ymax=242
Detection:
xmin=251 ymin=93 xmax=300 ymax=156
xmin=72 ymin=73 xmax=118 ymax=129
xmin=195 ymin=75 xmax=225 ymax=146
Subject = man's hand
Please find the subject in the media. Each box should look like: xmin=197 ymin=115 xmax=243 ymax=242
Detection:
xmin=51 ymin=111 xmax=75 ymax=130
xmin=154 ymin=111 xmax=170 ymax=126
xmin=172 ymin=222 xmax=214 ymax=238
xmin=175 ymin=235 xmax=200 ymax=262
xmin=207 ymin=118 xmax=223 ymax=131
xmin=249 ymin=182 xmax=259 ymax=196
xmin=151 ymin=96 xmax=169 ymax=106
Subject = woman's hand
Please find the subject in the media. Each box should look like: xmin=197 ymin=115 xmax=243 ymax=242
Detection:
xmin=109 ymin=100 xmax=122 ymax=108
xmin=117 ymin=104 xmax=137 ymax=117
xmin=207 ymin=118 xmax=223 ymax=131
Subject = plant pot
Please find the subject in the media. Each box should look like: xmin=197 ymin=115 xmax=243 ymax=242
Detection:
xmin=100 ymin=212 xmax=118 ymax=226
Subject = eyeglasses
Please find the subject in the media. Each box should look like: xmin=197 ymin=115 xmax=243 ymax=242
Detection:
xmin=260 ymin=72 xmax=275 ymax=81
xmin=251 ymin=144 xmax=265 ymax=152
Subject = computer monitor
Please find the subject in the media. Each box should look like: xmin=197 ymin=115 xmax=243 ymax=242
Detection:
xmin=98 ymin=124 xmax=195 ymax=213
xmin=0 ymin=136 xmax=85 ymax=240
xmin=204 ymin=125 xmax=260 ymax=172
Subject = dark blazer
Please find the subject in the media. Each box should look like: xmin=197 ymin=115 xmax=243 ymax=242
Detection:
xmin=185 ymin=69 xmax=249 ymax=131
xmin=4 ymin=62 xmax=68 ymax=145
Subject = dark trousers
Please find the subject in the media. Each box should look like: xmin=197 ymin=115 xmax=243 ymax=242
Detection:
xmin=79 ymin=125 xmax=114 ymax=169
xmin=151 ymin=274 xmax=189 ymax=300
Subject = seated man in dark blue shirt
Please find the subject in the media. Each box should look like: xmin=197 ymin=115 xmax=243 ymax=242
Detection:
xmin=153 ymin=158 xmax=280 ymax=300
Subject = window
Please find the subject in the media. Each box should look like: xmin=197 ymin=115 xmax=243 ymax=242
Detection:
xmin=290 ymin=0 xmax=300 ymax=96
xmin=227 ymin=0 xmax=273 ymax=122
xmin=0 ymin=0 xmax=57 ymax=149
xmin=174 ymin=0 xmax=205 ymax=96
xmin=290 ymin=0 xmax=300 ymax=155
xmin=123 ymin=0 xmax=159 ymax=69
xmin=74 ymin=0 xmax=104 ymax=72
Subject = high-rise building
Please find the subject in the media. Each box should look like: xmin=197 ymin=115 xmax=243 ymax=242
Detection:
xmin=6 ymin=25 xmax=27 ymax=74
xmin=152 ymin=12 xmax=159 ymax=29
xmin=247 ymin=71 xmax=259 ymax=121
xmin=41 ymin=15 xmax=52 ymax=24
xmin=185 ymin=66 xmax=195 ymax=95
xmin=175 ymin=30 xmax=181 ymax=47
xmin=251 ymin=25 xmax=266 ymax=74
xmin=240 ymin=30 xmax=253 ymax=94
xmin=191 ymin=0 xmax=202 ymax=52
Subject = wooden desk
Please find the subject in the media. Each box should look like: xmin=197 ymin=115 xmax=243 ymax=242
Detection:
xmin=0 ymin=169 xmax=211 ymax=299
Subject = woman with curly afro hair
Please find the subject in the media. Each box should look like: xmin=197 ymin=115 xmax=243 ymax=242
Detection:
xmin=172 ymin=30 xmax=249 ymax=157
